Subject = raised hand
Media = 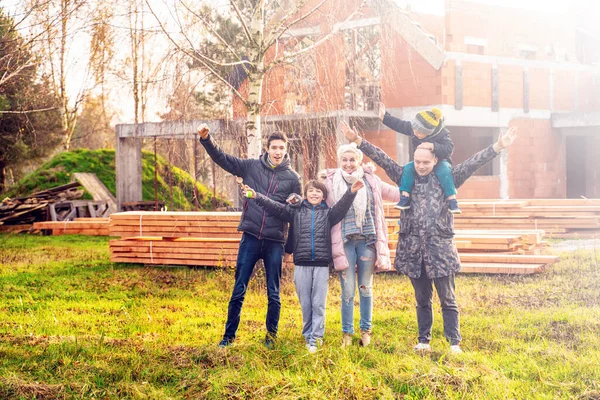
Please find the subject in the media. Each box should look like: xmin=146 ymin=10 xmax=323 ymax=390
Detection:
xmin=496 ymin=126 xmax=518 ymax=150
xmin=197 ymin=124 xmax=210 ymax=139
xmin=338 ymin=121 xmax=360 ymax=144
xmin=351 ymin=180 xmax=364 ymax=193
xmin=376 ymin=102 xmax=386 ymax=121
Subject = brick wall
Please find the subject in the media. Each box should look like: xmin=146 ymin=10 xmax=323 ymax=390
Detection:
xmin=445 ymin=0 xmax=577 ymax=59
xmin=506 ymin=119 xmax=566 ymax=198
xmin=458 ymin=176 xmax=500 ymax=199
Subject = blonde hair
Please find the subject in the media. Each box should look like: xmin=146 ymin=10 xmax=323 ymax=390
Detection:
xmin=337 ymin=143 xmax=363 ymax=164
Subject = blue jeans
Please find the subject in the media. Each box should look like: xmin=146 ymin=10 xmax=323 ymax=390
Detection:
xmin=223 ymin=232 xmax=284 ymax=341
xmin=339 ymin=238 xmax=376 ymax=334
xmin=400 ymin=160 xmax=456 ymax=198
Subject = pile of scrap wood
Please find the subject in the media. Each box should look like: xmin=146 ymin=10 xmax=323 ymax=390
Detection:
xmin=108 ymin=210 xmax=559 ymax=274
xmin=0 ymin=183 xmax=83 ymax=226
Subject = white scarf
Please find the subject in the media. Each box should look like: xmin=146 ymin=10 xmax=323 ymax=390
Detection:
xmin=332 ymin=167 xmax=367 ymax=228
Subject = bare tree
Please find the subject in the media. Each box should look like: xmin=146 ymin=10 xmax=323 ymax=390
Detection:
xmin=145 ymin=0 xmax=368 ymax=159
xmin=24 ymin=0 xmax=91 ymax=150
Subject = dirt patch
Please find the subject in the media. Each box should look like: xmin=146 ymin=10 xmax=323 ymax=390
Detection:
xmin=0 ymin=378 xmax=68 ymax=400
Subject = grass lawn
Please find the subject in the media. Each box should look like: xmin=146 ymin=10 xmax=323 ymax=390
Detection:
xmin=0 ymin=233 xmax=599 ymax=399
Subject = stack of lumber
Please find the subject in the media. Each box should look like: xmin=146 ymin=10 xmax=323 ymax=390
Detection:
xmin=108 ymin=210 xmax=559 ymax=274
xmin=384 ymin=199 xmax=600 ymax=237
xmin=109 ymin=211 xmax=242 ymax=238
xmin=385 ymin=219 xmax=555 ymax=274
xmin=33 ymin=218 xmax=110 ymax=236
xmin=110 ymin=237 xmax=240 ymax=266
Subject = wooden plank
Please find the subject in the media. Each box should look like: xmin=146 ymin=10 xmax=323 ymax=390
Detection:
xmin=110 ymin=211 xmax=242 ymax=219
xmin=458 ymin=253 xmax=559 ymax=264
xmin=458 ymin=263 xmax=546 ymax=274
xmin=110 ymin=220 xmax=240 ymax=227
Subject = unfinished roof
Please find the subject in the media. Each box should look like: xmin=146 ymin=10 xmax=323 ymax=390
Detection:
xmin=372 ymin=0 xmax=446 ymax=69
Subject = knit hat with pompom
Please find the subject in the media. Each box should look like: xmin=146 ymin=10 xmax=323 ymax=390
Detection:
xmin=411 ymin=108 xmax=444 ymax=136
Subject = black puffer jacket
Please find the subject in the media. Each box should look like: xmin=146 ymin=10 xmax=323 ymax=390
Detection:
xmin=253 ymin=189 xmax=356 ymax=266
xmin=382 ymin=112 xmax=454 ymax=162
xmin=200 ymin=135 xmax=301 ymax=243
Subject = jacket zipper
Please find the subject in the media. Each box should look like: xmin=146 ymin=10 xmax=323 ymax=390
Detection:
xmin=258 ymin=172 xmax=276 ymax=239
xmin=311 ymin=206 xmax=315 ymax=260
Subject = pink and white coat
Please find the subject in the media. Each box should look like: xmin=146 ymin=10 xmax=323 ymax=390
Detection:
xmin=322 ymin=164 xmax=400 ymax=272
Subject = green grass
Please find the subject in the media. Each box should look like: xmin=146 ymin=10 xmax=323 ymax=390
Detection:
xmin=1 ymin=233 xmax=600 ymax=399
xmin=2 ymin=149 xmax=229 ymax=210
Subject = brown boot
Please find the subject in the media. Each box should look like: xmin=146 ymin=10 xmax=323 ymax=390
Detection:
xmin=341 ymin=333 xmax=353 ymax=348
xmin=360 ymin=330 xmax=372 ymax=347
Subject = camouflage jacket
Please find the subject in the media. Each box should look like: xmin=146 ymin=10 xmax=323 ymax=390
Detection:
xmin=358 ymin=139 xmax=501 ymax=279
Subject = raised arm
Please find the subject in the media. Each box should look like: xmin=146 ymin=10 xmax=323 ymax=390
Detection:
xmin=377 ymin=102 xmax=413 ymax=136
xmin=382 ymin=113 xmax=414 ymax=137
xmin=452 ymin=127 xmax=518 ymax=188
xmin=329 ymin=181 xmax=361 ymax=226
xmin=359 ymin=140 xmax=405 ymax=186
xmin=251 ymin=192 xmax=294 ymax=222
xmin=339 ymin=121 xmax=405 ymax=184
xmin=198 ymin=125 xmax=253 ymax=177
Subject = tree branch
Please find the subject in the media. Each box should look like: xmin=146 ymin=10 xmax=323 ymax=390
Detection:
xmin=264 ymin=0 xmax=317 ymax=49
xmin=178 ymin=1 xmax=253 ymax=73
xmin=143 ymin=0 xmax=249 ymax=107
xmin=0 ymin=106 xmax=58 ymax=114
xmin=266 ymin=0 xmax=368 ymax=69
xmin=230 ymin=0 xmax=255 ymax=46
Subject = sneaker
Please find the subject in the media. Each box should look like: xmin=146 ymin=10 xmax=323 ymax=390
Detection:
xmin=264 ymin=334 xmax=276 ymax=349
xmin=413 ymin=342 xmax=431 ymax=352
xmin=306 ymin=344 xmax=318 ymax=354
xmin=394 ymin=195 xmax=411 ymax=210
xmin=448 ymin=199 xmax=462 ymax=214
xmin=341 ymin=333 xmax=353 ymax=348
xmin=450 ymin=345 xmax=463 ymax=354
xmin=218 ymin=338 xmax=234 ymax=348
xmin=359 ymin=330 xmax=371 ymax=347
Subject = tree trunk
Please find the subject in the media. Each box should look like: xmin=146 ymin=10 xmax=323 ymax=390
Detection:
xmin=246 ymin=70 xmax=264 ymax=159
xmin=0 ymin=161 xmax=5 ymax=194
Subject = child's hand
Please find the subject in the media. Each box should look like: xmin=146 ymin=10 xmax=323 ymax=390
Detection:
xmin=350 ymin=180 xmax=364 ymax=193
xmin=376 ymin=102 xmax=386 ymax=121
xmin=197 ymin=124 xmax=210 ymax=139
xmin=286 ymin=193 xmax=302 ymax=205
xmin=417 ymin=142 xmax=434 ymax=151
xmin=242 ymin=185 xmax=256 ymax=199
xmin=338 ymin=121 xmax=361 ymax=145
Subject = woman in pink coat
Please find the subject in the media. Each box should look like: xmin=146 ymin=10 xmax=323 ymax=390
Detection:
xmin=321 ymin=143 xmax=400 ymax=347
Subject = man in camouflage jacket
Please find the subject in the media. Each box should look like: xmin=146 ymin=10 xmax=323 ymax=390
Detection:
xmin=341 ymin=122 xmax=517 ymax=353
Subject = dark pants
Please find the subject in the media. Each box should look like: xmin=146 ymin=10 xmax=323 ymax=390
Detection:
xmin=223 ymin=232 xmax=284 ymax=341
xmin=409 ymin=263 xmax=462 ymax=345
xmin=400 ymin=160 xmax=457 ymax=198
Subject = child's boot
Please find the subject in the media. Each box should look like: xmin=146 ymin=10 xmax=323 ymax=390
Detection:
xmin=448 ymin=199 xmax=462 ymax=214
xmin=394 ymin=195 xmax=411 ymax=210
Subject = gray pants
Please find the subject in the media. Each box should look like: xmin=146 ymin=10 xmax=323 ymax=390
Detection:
xmin=409 ymin=263 xmax=462 ymax=346
xmin=294 ymin=266 xmax=330 ymax=346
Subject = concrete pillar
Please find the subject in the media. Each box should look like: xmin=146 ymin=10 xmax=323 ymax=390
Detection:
xmin=115 ymin=133 xmax=143 ymax=211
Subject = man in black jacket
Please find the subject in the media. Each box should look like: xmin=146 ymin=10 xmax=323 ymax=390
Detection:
xmin=198 ymin=125 xmax=302 ymax=348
